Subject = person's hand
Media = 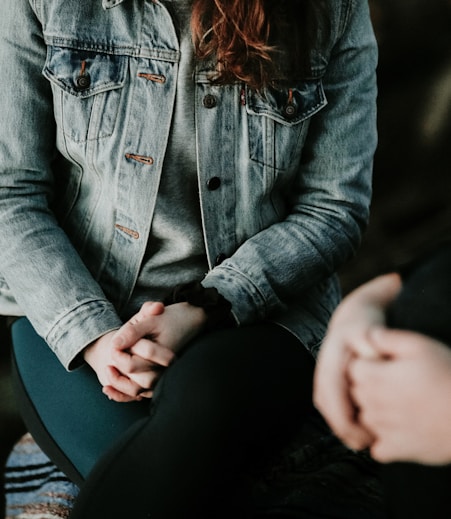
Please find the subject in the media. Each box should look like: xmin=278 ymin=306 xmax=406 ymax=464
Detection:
xmin=84 ymin=302 xmax=175 ymax=403
xmin=349 ymin=328 xmax=451 ymax=465
xmin=105 ymin=301 xmax=208 ymax=400
xmin=313 ymin=273 xmax=402 ymax=450
xmin=85 ymin=328 xmax=174 ymax=403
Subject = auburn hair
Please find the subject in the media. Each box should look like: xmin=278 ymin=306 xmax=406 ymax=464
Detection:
xmin=191 ymin=0 xmax=328 ymax=89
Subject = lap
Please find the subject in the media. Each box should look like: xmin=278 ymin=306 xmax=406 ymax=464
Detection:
xmin=11 ymin=317 xmax=148 ymax=480
xmin=12 ymin=318 xmax=314 ymax=481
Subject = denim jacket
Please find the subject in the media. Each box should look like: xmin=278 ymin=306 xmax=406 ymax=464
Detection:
xmin=0 ymin=0 xmax=377 ymax=369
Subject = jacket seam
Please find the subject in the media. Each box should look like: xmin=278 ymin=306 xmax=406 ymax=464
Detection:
xmin=43 ymin=36 xmax=180 ymax=61
xmin=340 ymin=0 xmax=355 ymax=37
xmin=29 ymin=0 xmax=42 ymax=24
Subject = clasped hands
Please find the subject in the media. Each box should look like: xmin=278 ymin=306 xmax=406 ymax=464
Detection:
xmin=314 ymin=273 xmax=451 ymax=465
xmin=84 ymin=301 xmax=207 ymax=403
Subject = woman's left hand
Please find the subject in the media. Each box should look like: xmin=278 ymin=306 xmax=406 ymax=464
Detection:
xmin=103 ymin=301 xmax=208 ymax=400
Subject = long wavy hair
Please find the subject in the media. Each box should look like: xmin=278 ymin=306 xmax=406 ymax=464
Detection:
xmin=191 ymin=0 xmax=328 ymax=89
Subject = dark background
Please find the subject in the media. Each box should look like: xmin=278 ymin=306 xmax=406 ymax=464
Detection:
xmin=340 ymin=0 xmax=451 ymax=291
xmin=1 ymin=0 xmax=450 ymax=513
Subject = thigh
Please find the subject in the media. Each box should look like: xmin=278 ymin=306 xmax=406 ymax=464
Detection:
xmin=11 ymin=317 xmax=149 ymax=483
xmin=150 ymin=321 xmax=315 ymax=450
xmin=70 ymin=323 xmax=315 ymax=518
xmin=12 ymin=317 xmax=314 ymax=496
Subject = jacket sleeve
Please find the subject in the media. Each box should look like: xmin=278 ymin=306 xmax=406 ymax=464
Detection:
xmin=202 ymin=0 xmax=378 ymax=324
xmin=0 ymin=0 xmax=122 ymax=369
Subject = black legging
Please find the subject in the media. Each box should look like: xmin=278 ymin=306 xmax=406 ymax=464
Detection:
xmin=12 ymin=318 xmax=316 ymax=519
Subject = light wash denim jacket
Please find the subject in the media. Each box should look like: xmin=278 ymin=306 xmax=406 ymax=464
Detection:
xmin=0 ymin=0 xmax=377 ymax=369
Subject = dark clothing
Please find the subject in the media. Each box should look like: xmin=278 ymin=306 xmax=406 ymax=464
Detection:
xmin=383 ymin=241 xmax=451 ymax=519
xmin=387 ymin=241 xmax=451 ymax=345
xmin=12 ymin=319 xmax=316 ymax=518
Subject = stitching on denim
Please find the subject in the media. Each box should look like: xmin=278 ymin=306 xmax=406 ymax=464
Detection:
xmin=137 ymin=73 xmax=166 ymax=84
xmin=115 ymin=224 xmax=140 ymax=240
xmin=125 ymin=153 xmax=154 ymax=166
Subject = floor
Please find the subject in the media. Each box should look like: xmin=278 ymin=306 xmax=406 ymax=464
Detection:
xmin=0 ymin=322 xmax=26 ymax=514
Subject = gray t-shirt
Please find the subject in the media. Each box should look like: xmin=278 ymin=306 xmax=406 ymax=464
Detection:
xmin=130 ymin=1 xmax=208 ymax=313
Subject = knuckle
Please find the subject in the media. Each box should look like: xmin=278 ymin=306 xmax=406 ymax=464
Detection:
xmin=144 ymin=341 xmax=157 ymax=357
xmin=126 ymin=385 xmax=141 ymax=398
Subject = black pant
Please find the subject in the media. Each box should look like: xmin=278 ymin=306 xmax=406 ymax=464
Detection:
xmin=381 ymin=462 xmax=451 ymax=519
xmin=12 ymin=319 xmax=316 ymax=519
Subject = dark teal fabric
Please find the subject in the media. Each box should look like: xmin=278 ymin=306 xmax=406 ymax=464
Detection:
xmin=11 ymin=317 xmax=148 ymax=483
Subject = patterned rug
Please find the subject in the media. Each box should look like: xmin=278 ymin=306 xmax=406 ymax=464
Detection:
xmin=4 ymin=434 xmax=78 ymax=519
xmin=4 ymin=418 xmax=387 ymax=518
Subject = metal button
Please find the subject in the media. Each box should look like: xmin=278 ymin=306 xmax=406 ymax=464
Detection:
xmin=207 ymin=177 xmax=221 ymax=190
xmin=284 ymin=103 xmax=297 ymax=119
xmin=203 ymin=94 xmax=217 ymax=109
xmin=75 ymin=74 xmax=91 ymax=90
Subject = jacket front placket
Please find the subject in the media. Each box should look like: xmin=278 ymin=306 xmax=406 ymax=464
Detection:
xmin=99 ymin=0 xmax=180 ymax=311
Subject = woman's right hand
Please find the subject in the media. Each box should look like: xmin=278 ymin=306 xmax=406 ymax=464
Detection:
xmin=102 ymin=299 xmax=208 ymax=402
xmin=84 ymin=302 xmax=176 ymax=403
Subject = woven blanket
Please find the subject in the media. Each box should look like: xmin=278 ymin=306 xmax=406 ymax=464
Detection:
xmin=4 ymin=418 xmax=387 ymax=519
xmin=4 ymin=434 xmax=78 ymax=519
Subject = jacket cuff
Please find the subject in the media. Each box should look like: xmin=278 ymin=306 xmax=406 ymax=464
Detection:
xmin=45 ymin=300 xmax=122 ymax=370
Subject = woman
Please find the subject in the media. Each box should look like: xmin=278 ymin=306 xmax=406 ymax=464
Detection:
xmin=0 ymin=0 xmax=377 ymax=517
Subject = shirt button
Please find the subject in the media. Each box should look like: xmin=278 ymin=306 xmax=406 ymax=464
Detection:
xmin=75 ymin=74 xmax=91 ymax=90
xmin=207 ymin=177 xmax=221 ymax=190
xmin=203 ymin=94 xmax=217 ymax=109
xmin=215 ymin=253 xmax=227 ymax=266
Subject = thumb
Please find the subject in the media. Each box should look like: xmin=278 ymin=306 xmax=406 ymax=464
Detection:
xmin=112 ymin=301 xmax=165 ymax=350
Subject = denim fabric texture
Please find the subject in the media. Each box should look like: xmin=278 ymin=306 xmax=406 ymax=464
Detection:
xmin=0 ymin=0 xmax=378 ymax=369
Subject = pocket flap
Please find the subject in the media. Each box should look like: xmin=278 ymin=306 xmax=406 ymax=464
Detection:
xmin=246 ymin=80 xmax=327 ymax=126
xmin=43 ymin=46 xmax=127 ymax=98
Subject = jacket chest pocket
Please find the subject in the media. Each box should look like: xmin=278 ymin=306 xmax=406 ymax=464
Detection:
xmin=245 ymin=80 xmax=326 ymax=171
xmin=43 ymin=46 xmax=127 ymax=143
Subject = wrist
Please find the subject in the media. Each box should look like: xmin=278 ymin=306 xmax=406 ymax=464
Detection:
xmin=82 ymin=330 xmax=116 ymax=367
xmin=179 ymin=301 xmax=209 ymax=329
xmin=82 ymin=337 xmax=101 ymax=368
xmin=170 ymin=281 xmax=235 ymax=331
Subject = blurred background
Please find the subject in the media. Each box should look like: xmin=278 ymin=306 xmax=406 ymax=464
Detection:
xmin=1 ymin=0 xmax=450 ymax=513
xmin=340 ymin=0 xmax=451 ymax=291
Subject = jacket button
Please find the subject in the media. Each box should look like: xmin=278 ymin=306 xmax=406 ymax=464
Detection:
xmin=284 ymin=103 xmax=297 ymax=119
xmin=203 ymin=94 xmax=217 ymax=108
xmin=215 ymin=253 xmax=227 ymax=266
xmin=207 ymin=177 xmax=221 ymax=190
xmin=75 ymin=74 xmax=91 ymax=90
